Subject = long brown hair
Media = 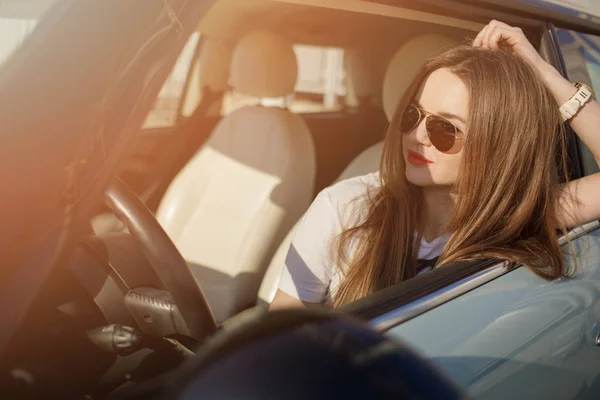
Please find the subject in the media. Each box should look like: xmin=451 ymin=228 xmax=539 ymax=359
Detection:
xmin=333 ymin=45 xmax=570 ymax=307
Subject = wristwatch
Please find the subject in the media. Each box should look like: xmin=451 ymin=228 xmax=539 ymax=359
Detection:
xmin=560 ymin=81 xmax=595 ymax=122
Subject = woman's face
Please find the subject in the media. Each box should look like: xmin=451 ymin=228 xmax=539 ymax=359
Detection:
xmin=402 ymin=68 xmax=469 ymax=187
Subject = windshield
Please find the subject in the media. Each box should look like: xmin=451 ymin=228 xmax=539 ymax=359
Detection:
xmin=0 ymin=0 xmax=56 ymax=67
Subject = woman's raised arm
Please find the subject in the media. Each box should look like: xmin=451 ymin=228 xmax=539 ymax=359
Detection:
xmin=475 ymin=20 xmax=600 ymax=228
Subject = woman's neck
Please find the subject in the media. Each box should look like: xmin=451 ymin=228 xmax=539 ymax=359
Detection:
xmin=421 ymin=186 xmax=454 ymax=242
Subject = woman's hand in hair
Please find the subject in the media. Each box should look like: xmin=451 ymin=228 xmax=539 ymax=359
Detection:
xmin=473 ymin=20 xmax=575 ymax=116
xmin=473 ymin=20 xmax=547 ymax=72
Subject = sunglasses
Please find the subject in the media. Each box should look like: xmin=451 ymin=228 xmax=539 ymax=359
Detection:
xmin=399 ymin=104 xmax=464 ymax=153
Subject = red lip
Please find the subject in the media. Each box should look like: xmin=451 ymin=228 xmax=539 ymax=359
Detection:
xmin=407 ymin=149 xmax=433 ymax=166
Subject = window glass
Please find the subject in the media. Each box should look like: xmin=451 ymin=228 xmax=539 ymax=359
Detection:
xmin=221 ymin=44 xmax=347 ymax=115
xmin=0 ymin=0 xmax=56 ymax=68
xmin=557 ymin=28 xmax=600 ymax=175
xmin=558 ymin=29 xmax=600 ymax=94
xmin=143 ymin=32 xmax=201 ymax=129
xmin=0 ymin=18 xmax=37 ymax=65
xmin=292 ymin=44 xmax=346 ymax=113
xmin=1 ymin=2 xmax=199 ymax=130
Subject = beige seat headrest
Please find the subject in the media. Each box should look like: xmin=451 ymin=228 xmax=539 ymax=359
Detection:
xmin=230 ymin=30 xmax=298 ymax=98
xmin=347 ymin=50 xmax=382 ymax=99
xmin=382 ymin=34 xmax=457 ymax=122
xmin=199 ymin=38 xmax=233 ymax=93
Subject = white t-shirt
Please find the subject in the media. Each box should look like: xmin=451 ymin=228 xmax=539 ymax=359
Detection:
xmin=278 ymin=172 xmax=449 ymax=305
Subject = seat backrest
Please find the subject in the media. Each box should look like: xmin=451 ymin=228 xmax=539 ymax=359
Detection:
xmin=157 ymin=30 xmax=316 ymax=323
xmin=336 ymin=141 xmax=384 ymax=183
xmin=258 ymin=34 xmax=456 ymax=304
xmin=347 ymin=48 xmax=383 ymax=104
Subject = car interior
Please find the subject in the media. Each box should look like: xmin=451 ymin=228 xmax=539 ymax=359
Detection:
xmin=90 ymin=0 xmax=479 ymax=325
xmin=12 ymin=0 xmax=589 ymax=396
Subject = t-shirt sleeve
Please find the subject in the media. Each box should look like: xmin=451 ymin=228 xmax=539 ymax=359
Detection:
xmin=278 ymin=189 xmax=342 ymax=303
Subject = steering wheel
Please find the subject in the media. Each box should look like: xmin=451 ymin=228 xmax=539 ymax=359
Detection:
xmin=105 ymin=178 xmax=217 ymax=341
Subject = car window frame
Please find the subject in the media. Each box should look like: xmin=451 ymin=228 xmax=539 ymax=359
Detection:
xmin=542 ymin=23 xmax=585 ymax=180
xmin=388 ymin=0 xmax=600 ymax=36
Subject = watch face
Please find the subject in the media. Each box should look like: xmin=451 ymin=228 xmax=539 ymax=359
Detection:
xmin=575 ymin=81 xmax=595 ymax=99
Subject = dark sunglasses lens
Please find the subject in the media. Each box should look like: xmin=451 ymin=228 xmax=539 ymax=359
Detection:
xmin=400 ymin=106 xmax=420 ymax=133
xmin=426 ymin=116 xmax=456 ymax=152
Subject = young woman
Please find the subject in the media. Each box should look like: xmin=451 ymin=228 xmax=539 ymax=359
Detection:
xmin=270 ymin=21 xmax=600 ymax=310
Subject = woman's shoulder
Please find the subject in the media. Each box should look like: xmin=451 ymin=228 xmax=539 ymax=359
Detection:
xmin=321 ymin=171 xmax=380 ymax=203
xmin=319 ymin=172 xmax=381 ymax=224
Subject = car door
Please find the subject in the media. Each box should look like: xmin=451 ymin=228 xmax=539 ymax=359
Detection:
xmin=379 ymin=221 xmax=600 ymax=399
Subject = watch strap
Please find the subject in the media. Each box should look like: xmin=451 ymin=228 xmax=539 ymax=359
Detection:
xmin=560 ymin=82 xmax=593 ymax=122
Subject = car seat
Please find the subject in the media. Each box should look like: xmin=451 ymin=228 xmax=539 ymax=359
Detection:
xmin=156 ymin=31 xmax=316 ymax=323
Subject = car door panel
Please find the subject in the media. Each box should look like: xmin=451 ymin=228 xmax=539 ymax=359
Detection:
xmin=387 ymin=225 xmax=600 ymax=399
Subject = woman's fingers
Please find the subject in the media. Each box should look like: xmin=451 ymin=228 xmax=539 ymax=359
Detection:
xmin=474 ymin=21 xmax=527 ymax=51
xmin=481 ymin=23 xmax=499 ymax=49
xmin=488 ymin=31 xmax=504 ymax=50
xmin=489 ymin=19 xmax=513 ymax=30
xmin=473 ymin=24 xmax=489 ymax=47
xmin=473 ymin=20 xmax=546 ymax=71
xmin=489 ymin=27 xmax=520 ymax=50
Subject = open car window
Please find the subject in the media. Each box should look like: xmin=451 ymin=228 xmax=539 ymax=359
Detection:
xmin=0 ymin=19 xmax=36 ymax=65
xmin=0 ymin=0 xmax=56 ymax=67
